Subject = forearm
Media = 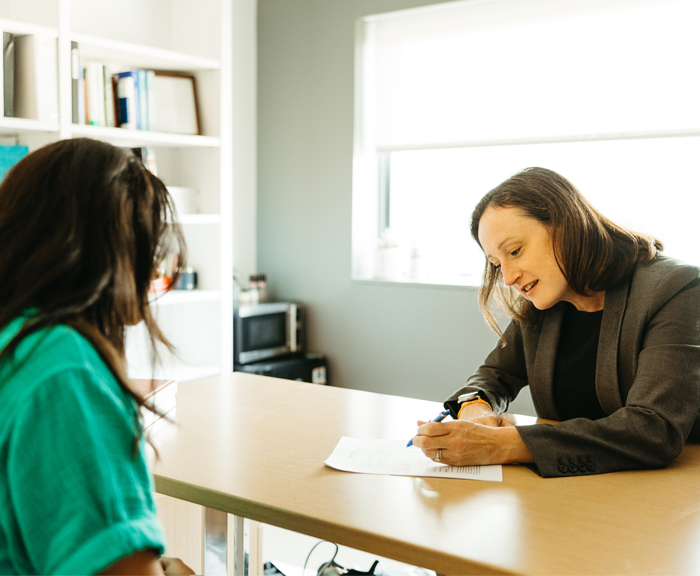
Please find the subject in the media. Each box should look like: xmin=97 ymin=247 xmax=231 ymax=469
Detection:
xmin=517 ymin=405 xmax=690 ymax=477
xmin=495 ymin=426 xmax=534 ymax=464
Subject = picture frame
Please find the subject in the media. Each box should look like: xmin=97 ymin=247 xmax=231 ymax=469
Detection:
xmin=150 ymin=72 xmax=201 ymax=135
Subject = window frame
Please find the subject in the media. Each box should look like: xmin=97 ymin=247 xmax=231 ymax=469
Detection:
xmin=351 ymin=0 xmax=700 ymax=287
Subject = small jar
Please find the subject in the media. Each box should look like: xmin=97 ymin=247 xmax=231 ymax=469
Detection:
xmin=256 ymin=274 xmax=268 ymax=303
xmin=247 ymin=274 xmax=260 ymax=305
xmin=175 ymin=266 xmax=197 ymax=290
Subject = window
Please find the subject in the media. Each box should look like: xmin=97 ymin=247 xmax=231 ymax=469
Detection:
xmin=352 ymin=0 xmax=700 ymax=285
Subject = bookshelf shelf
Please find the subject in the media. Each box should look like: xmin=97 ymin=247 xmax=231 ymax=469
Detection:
xmin=178 ymin=214 xmax=221 ymax=225
xmin=0 ymin=117 xmax=59 ymax=135
xmin=72 ymin=34 xmax=221 ymax=73
xmin=0 ymin=18 xmax=58 ymax=38
xmin=149 ymin=290 xmax=222 ymax=306
xmin=69 ymin=125 xmax=220 ymax=148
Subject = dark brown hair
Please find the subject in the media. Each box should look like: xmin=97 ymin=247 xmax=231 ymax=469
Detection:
xmin=471 ymin=167 xmax=661 ymax=339
xmin=0 ymin=138 xmax=186 ymax=444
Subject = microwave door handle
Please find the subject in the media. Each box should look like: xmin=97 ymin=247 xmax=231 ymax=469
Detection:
xmin=288 ymin=304 xmax=297 ymax=352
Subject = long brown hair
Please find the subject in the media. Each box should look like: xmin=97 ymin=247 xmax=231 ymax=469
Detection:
xmin=0 ymin=138 xmax=186 ymax=443
xmin=471 ymin=167 xmax=661 ymax=339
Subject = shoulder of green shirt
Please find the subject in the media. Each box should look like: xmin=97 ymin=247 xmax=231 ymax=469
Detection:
xmin=0 ymin=312 xmax=135 ymax=417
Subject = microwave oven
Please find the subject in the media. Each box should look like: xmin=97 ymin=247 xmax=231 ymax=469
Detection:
xmin=234 ymin=302 xmax=303 ymax=365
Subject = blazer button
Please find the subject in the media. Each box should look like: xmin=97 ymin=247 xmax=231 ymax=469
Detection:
xmin=567 ymin=457 xmax=578 ymax=474
xmin=557 ymin=457 xmax=568 ymax=474
xmin=585 ymin=456 xmax=596 ymax=472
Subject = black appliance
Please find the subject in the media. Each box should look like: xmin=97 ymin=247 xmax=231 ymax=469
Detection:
xmin=234 ymin=301 xmax=303 ymax=365
xmin=235 ymin=352 xmax=328 ymax=385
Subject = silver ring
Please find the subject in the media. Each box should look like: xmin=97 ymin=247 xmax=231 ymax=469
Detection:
xmin=435 ymin=449 xmax=442 ymax=462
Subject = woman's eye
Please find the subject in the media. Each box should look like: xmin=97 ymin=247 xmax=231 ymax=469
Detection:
xmin=510 ymin=248 xmax=521 ymax=257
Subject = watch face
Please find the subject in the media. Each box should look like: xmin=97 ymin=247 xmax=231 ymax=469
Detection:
xmin=458 ymin=392 xmax=480 ymax=403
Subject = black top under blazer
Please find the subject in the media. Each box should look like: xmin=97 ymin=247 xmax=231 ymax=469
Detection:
xmin=446 ymin=255 xmax=700 ymax=477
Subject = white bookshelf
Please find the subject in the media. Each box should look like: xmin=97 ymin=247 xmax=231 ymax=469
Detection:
xmin=149 ymin=290 xmax=222 ymax=306
xmin=0 ymin=116 xmax=59 ymax=134
xmin=0 ymin=17 xmax=58 ymax=38
xmin=179 ymin=214 xmax=221 ymax=225
xmin=71 ymin=33 xmax=221 ymax=72
xmin=69 ymin=124 xmax=221 ymax=148
xmin=0 ymin=0 xmax=236 ymax=383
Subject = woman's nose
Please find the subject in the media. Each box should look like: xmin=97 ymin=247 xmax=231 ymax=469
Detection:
xmin=501 ymin=262 xmax=520 ymax=286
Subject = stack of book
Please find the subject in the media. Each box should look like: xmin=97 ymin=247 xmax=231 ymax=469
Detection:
xmin=112 ymin=68 xmax=155 ymax=130
xmin=130 ymin=378 xmax=177 ymax=429
xmin=71 ymin=43 xmax=200 ymax=134
xmin=73 ymin=57 xmax=150 ymax=129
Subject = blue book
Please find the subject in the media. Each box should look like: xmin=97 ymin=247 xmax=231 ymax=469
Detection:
xmin=0 ymin=146 xmax=29 ymax=181
xmin=114 ymin=70 xmax=138 ymax=129
xmin=137 ymin=69 xmax=149 ymax=131
xmin=146 ymin=70 xmax=155 ymax=132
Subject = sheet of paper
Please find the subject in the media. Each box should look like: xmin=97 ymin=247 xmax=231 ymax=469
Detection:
xmin=325 ymin=437 xmax=502 ymax=482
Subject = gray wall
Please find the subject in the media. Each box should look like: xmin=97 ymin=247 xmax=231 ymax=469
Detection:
xmin=257 ymin=0 xmax=535 ymax=415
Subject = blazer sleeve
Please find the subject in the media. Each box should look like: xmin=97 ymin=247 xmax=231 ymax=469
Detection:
xmin=518 ymin=272 xmax=700 ymax=478
xmin=445 ymin=320 xmax=531 ymax=417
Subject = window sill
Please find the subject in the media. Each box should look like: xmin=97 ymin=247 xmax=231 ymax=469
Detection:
xmin=351 ymin=274 xmax=480 ymax=290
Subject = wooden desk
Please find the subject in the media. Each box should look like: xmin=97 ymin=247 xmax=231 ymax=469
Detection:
xmin=152 ymin=373 xmax=700 ymax=575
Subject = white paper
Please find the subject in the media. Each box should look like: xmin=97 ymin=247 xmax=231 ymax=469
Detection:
xmin=324 ymin=437 xmax=502 ymax=482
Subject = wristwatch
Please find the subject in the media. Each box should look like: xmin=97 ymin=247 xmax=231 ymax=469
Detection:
xmin=457 ymin=390 xmax=490 ymax=405
xmin=444 ymin=390 xmax=492 ymax=419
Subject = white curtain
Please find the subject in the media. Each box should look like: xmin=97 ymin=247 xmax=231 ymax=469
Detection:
xmin=370 ymin=0 xmax=700 ymax=150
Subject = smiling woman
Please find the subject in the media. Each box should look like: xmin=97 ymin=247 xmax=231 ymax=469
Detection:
xmin=477 ymin=204 xmax=605 ymax=315
xmin=473 ymin=168 xmax=653 ymax=336
xmin=411 ymin=167 xmax=700 ymax=477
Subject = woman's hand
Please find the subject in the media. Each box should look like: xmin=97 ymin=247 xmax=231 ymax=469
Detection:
xmin=411 ymin=418 xmax=534 ymax=466
xmin=99 ymin=551 xmax=195 ymax=575
xmin=160 ymin=557 xmax=196 ymax=575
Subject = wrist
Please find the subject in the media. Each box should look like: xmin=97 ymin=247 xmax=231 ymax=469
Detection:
xmin=497 ymin=426 xmax=534 ymax=464
xmin=458 ymin=402 xmax=492 ymax=420
xmin=457 ymin=391 xmax=493 ymax=420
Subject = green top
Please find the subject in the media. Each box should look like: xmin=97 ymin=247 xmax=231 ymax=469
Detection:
xmin=0 ymin=312 xmax=166 ymax=575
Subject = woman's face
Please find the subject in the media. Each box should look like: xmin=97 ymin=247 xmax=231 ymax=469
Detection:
xmin=478 ymin=205 xmax=579 ymax=311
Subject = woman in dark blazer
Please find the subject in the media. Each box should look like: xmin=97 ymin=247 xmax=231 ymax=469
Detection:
xmin=412 ymin=167 xmax=700 ymax=477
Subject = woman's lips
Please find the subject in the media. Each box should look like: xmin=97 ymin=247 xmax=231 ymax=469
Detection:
xmin=522 ymin=280 xmax=538 ymax=295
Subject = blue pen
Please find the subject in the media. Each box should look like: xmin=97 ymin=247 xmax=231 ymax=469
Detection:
xmin=406 ymin=409 xmax=450 ymax=447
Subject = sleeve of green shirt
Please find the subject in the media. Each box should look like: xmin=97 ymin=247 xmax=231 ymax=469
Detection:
xmin=6 ymin=363 xmax=166 ymax=575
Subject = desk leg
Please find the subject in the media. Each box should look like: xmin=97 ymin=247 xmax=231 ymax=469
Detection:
xmin=229 ymin=516 xmax=262 ymax=576
xmin=233 ymin=516 xmax=246 ymax=575
xmin=204 ymin=508 xmax=228 ymax=576
xmin=204 ymin=508 xmax=261 ymax=576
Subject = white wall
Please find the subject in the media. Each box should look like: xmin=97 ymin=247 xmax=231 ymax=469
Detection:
xmin=231 ymin=0 xmax=258 ymax=282
xmin=256 ymin=0 xmax=535 ymax=415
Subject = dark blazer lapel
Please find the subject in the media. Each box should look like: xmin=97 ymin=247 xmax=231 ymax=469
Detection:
xmin=532 ymin=304 xmax=564 ymax=420
xmin=595 ymin=276 xmax=631 ymax=414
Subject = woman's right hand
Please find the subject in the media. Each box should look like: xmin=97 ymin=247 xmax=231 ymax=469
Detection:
xmin=458 ymin=402 xmax=511 ymax=428
xmin=100 ymin=551 xmax=195 ymax=575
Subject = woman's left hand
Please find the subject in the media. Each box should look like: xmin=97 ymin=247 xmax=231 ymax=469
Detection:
xmin=411 ymin=418 xmax=534 ymax=466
